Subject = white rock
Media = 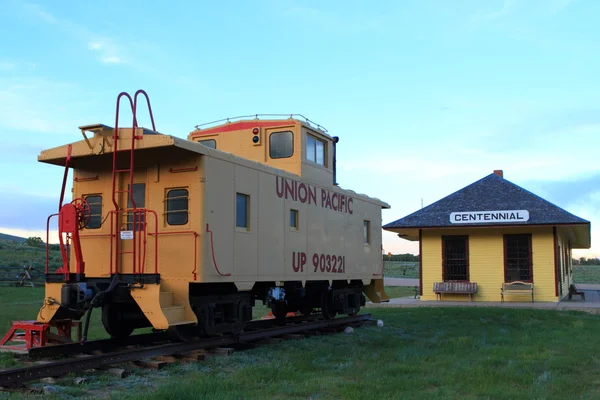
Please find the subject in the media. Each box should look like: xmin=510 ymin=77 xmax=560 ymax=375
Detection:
xmin=344 ymin=326 xmax=354 ymax=334
xmin=377 ymin=319 xmax=384 ymax=327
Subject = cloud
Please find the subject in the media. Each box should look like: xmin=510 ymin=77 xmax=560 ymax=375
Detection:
xmin=0 ymin=77 xmax=95 ymax=135
xmin=0 ymin=227 xmax=60 ymax=244
xmin=23 ymin=2 xmax=57 ymax=24
xmin=0 ymin=191 xmax=59 ymax=231
xmin=23 ymin=3 xmax=132 ymax=67
xmin=0 ymin=61 xmax=16 ymax=71
xmin=87 ymin=40 xmax=126 ymax=65
xmin=469 ymin=0 xmax=575 ymax=23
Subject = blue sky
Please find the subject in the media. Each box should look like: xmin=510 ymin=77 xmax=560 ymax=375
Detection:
xmin=0 ymin=0 xmax=598 ymax=257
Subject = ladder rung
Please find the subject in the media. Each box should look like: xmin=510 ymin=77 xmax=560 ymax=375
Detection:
xmin=114 ymin=169 xmax=133 ymax=173
xmin=118 ymin=251 xmax=134 ymax=255
xmin=113 ymin=190 xmax=131 ymax=193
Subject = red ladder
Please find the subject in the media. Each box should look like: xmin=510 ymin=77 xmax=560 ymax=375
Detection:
xmin=110 ymin=90 xmax=156 ymax=275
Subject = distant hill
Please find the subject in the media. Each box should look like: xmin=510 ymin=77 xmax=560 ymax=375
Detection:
xmin=0 ymin=233 xmax=27 ymax=243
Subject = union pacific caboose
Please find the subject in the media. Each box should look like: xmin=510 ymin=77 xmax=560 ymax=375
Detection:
xmin=35 ymin=91 xmax=390 ymax=339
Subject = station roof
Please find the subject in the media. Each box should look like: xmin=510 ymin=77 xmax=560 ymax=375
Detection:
xmin=383 ymin=172 xmax=590 ymax=248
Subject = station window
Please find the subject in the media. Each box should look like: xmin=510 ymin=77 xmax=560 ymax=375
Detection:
xmin=236 ymin=193 xmax=249 ymax=229
xmin=442 ymin=236 xmax=469 ymax=281
xmin=127 ymin=183 xmax=146 ymax=231
xmin=363 ymin=220 xmax=371 ymax=244
xmin=84 ymin=195 xmax=102 ymax=229
xmin=199 ymin=139 xmax=216 ymax=149
xmin=306 ymin=134 xmax=326 ymax=166
xmin=269 ymin=131 xmax=294 ymax=159
xmin=290 ymin=209 xmax=299 ymax=230
xmin=504 ymin=234 xmax=532 ymax=282
xmin=166 ymin=189 xmax=189 ymax=225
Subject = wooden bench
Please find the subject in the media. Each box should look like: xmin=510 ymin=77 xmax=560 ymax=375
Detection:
xmin=568 ymin=284 xmax=585 ymax=301
xmin=501 ymin=281 xmax=534 ymax=303
xmin=433 ymin=282 xmax=477 ymax=301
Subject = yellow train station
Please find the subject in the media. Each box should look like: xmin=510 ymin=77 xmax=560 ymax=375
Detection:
xmin=383 ymin=170 xmax=591 ymax=302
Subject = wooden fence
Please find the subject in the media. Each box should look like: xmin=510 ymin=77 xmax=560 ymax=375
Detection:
xmin=0 ymin=265 xmax=44 ymax=287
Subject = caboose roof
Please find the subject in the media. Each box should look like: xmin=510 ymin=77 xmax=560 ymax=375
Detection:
xmin=189 ymin=116 xmax=332 ymax=141
xmin=383 ymin=173 xmax=590 ymax=248
xmin=38 ymin=127 xmax=389 ymax=209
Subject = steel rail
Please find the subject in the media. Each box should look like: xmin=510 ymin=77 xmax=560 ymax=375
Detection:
xmin=27 ymin=314 xmax=321 ymax=359
xmin=28 ymin=331 xmax=170 ymax=360
xmin=0 ymin=314 xmax=371 ymax=387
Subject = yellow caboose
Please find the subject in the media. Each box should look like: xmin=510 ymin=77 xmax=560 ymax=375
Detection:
xmin=36 ymin=91 xmax=390 ymax=338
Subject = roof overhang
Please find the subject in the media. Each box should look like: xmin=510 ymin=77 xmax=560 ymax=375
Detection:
xmin=386 ymin=223 xmax=591 ymax=248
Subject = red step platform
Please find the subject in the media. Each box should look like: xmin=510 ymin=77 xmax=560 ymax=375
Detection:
xmin=0 ymin=320 xmax=81 ymax=353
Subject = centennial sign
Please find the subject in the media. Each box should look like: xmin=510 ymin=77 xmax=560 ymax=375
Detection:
xmin=449 ymin=210 xmax=529 ymax=224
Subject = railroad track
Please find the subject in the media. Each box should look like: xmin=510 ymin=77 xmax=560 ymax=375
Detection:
xmin=0 ymin=313 xmax=372 ymax=388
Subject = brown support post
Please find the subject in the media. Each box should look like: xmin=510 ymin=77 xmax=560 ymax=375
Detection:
xmin=419 ymin=229 xmax=423 ymax=296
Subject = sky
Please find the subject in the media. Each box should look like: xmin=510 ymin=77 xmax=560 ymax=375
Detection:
xmin=0 ymin=0 xmax=598 ymax=258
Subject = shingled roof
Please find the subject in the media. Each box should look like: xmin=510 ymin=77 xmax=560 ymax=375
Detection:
xmin=383 ymin=173 xmax=590 ymax=230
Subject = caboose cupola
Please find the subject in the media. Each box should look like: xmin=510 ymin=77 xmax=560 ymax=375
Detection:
xmin=188 ymin=115 xmax=337 ymax=186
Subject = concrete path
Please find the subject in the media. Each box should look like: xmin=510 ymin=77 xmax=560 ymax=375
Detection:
xmin=384 ymin=277 xmax=419 ymax=287
xmin=368 ymin=283 xmax=600 ymax=314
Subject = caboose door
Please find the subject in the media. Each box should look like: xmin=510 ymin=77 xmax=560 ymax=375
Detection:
xmin=116 ymin=175 xmax=149 ymax=275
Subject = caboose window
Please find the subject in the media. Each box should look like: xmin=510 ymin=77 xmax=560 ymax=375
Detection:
xmin=199 ymin=139 xmax=216 ymax=149
xmin=290 ymin=209 xmax=299 ymax=229
xmin=127 ymin=183 xmax=146 ymax=231
xmin=363 ymin=220 xmax=371 ymax=244
xmin=85 ymin=195 xmax=102 ymax=229
xmin=166 ymin=189 xmax=189 ymax=225
xmin=236 ymin=193 xmax=249 ymax=229
xmin=269 ymin=131 xmax=293 ymax=159
xmin=306 ymin=134 xmax=326 ymax=166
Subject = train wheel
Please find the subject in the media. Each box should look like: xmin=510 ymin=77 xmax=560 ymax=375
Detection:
xmin=168 ymin=324 xmax=198 ymax=342
xmin=101 ymin=303 xmax=134 ymax=338
xmin=270 ymin=301 xmax=288 ymax=319
xmin=321 ymin=292 xmax=337 ymax=320
xmin=298 ymin=304 xmax=313 ymax=316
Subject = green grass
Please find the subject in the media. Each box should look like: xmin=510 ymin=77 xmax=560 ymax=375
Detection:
xmin=573 ymin=265 xmax=600 ymax=283
xmin=109 ymin=308 xmax=600 ymax=400
xmin=383 ymin=285 xmax=417 ymax=299
xmin=383 ymin=261 xmax=419 ymax=279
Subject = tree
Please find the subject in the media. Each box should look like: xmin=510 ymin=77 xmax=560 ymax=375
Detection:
xmin=25 ymin=237 xmax=44 ymax=247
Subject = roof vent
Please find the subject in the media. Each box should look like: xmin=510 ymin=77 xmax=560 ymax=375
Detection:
xmin=493 ymin=170 xmax=503 ymax=178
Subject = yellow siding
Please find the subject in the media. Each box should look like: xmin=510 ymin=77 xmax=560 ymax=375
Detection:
xmin=421 ymin=226 xmax=558 ymax=302
xmin=556 ymin=228 xmax=574 ymax=299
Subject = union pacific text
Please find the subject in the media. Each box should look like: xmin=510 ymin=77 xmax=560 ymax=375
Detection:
xmin=276 ymin=176 xmax=353 ymax=214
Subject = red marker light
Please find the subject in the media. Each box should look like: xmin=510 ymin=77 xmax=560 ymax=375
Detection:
xmin=252 ymin=128 xmax=259 ymax=134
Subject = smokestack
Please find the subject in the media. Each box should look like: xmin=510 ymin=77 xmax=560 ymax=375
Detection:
xmin=493 ymin=170 xmax=503 ymax=178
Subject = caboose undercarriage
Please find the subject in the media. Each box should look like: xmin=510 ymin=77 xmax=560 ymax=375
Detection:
xmin=44 ymin=274 xmax=368 ymax=339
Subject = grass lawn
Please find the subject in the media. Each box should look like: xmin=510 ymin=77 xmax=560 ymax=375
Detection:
xmin=383 ymin=261 xmax=419 ymax=279
xmin=4 ymin=288 xmax=600 ymax=399
xmin=111 ymin=307 xmax=600 ymax=400
xmin=573 ymin=265 xmax=600 ymax=283
xmin=383 ymin=285 xmax=417 ymax=299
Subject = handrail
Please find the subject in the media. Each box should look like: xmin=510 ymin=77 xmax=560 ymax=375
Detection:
xmin=205 ymin=224 xmax=231 ymax=276
xmin=45 ymin=213 xmax=59 ymax=274
xmin=108 ymin=209 xmax=158 ymax=275
xmin=194 ymin=114 xmax=328 ymax=133
xmin=133 ymin=89 xmax=156 ymax=132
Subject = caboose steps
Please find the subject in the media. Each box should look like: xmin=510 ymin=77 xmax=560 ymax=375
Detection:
xmin=159 ymin=292 xmax=175 ymax=308
xmin=161 ymin=305 xmax=187 ymax=325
